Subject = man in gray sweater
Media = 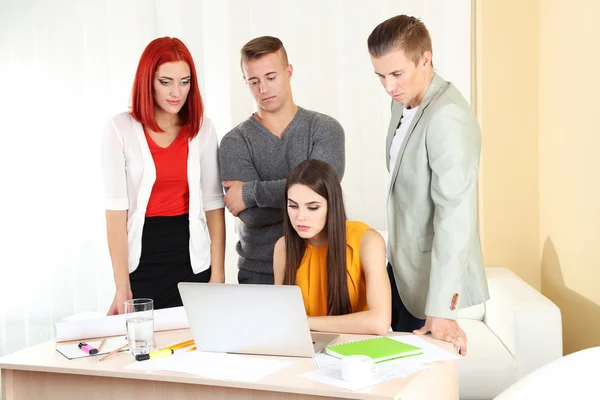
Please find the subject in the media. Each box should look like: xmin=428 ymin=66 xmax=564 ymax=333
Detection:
xmin=219 ymin=36 xmax=345 ymax=284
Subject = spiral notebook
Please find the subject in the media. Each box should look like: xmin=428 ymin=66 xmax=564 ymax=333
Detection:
xmin=325 ymin=336 xmax=422 ymax=363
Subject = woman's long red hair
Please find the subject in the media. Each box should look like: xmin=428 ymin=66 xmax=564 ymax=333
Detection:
xmin=130 ymin=37 xmax=203 ymax=138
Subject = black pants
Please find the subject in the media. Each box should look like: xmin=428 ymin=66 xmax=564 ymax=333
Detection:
xmin=387 ymin=263 xmax=426 ymax=332
xmin=237 ymin=269 xmax=274 ymax=285
xmin=130 ymin=214 xmax=211 ymax=309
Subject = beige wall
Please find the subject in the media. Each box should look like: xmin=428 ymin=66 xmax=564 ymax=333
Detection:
xmin=475 ymin=0 xmax=541 ymax=289
xmin=538 ymin=0 xmax=600 ymax=354
xmin=476 ymin=0 xmax=600 ymax=355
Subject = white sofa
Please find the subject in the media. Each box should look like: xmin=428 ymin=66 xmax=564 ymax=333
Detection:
xmin=493 ymin=346 xmax=600 ymax=399
xmin=457 ymin=267 xmax=562 ymax=399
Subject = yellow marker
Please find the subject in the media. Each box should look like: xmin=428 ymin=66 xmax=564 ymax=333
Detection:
xmin=135 ymin=348 xmax=174 ymax=361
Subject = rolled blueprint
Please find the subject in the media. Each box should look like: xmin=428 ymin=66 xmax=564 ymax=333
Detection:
xmin=54 ymin=306 xmax=189 ymax=342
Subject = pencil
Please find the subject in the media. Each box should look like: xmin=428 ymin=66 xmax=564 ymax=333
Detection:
xmin=98 ymin=343 xmax=128 ymax=362
xmin=164 ymin=339 xmax=194 ymax=351
xmin=97 ymin=338 xmax=107 ymax=353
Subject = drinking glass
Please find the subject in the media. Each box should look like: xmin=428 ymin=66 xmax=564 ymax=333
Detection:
xmin=124 ymin=298 xmax=154 ymax=356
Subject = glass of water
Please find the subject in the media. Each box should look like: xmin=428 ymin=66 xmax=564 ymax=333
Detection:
xmin=124 ymin=298 xmax=154 ymax=357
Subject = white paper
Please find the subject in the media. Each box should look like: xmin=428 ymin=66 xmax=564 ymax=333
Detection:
xmin=301 ymin=358 xmax=429 ymax=391
xmin=54 ymin=306 xmax=189 ymax=342
xmin=389 ymin=335 xmax=461 ymax=364
xmin=126 ymin=351 xmax=292 ymax=382
xmin=56 ymin=336 xmax=128 ymax=359
xmin=305 ymin=350 xmax=429 ymax=391
xmin=313 ymin=353 xmax=341 ymax=369
xmin=62 ymin=311 xmax=105 ymax=321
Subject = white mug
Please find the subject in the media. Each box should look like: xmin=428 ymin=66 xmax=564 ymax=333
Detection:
xmin=341 ymin=355 xmax=378 ymax=382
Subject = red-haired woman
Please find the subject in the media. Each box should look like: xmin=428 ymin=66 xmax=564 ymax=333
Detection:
xmin=101 ymin=37 xmax=225 ymax=314
xmin=273 ymin=160 xmax=391 ymax=335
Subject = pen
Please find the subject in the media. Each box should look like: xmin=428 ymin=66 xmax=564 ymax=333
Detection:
xmin=135 ymin=348 xmax=174 ymax=362
xmin=78 ymin=342 xmax=99 ymax=355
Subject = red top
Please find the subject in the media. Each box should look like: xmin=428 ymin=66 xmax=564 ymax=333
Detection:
xmin=144 ymin=126 xmax=190 ymax=217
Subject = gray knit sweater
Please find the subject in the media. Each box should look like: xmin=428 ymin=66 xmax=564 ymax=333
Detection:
xmin=219 ymin=107 xmax=345 ymax=275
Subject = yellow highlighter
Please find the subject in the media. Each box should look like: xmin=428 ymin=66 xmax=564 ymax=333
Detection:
xmin=135 ymin=348 xmax=174 ymax=362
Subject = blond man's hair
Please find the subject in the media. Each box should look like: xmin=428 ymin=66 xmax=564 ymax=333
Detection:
xmin=368 ymin=15 xmax=433 ymax=66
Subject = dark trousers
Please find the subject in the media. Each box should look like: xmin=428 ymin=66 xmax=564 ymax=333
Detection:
xmin=387 ymin=263 xmax=426 ymax=332
xmin=237 ymin=269 xmax=274 ymax=285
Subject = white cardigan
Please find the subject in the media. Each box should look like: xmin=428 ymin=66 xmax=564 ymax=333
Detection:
xmin=101 ymin=112 xmax=224 ymax=274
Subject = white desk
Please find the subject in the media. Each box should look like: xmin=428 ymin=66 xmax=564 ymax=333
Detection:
xmin=1 ymin=329 xmax=458 ymax=400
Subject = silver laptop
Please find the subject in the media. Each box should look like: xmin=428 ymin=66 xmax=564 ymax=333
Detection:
xmin=178 ymin=282 xmax=338 ymax=358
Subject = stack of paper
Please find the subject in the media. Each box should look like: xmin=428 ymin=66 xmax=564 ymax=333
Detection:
xmin=54 ymin=307 xmax=189 ymax=342
xmin=304 ymin=353 xmax=429 ymax=391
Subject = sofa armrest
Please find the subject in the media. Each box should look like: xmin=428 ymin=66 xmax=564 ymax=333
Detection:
xmin=494 ymin=346 xmax=600 ymax=400
xmin=483 ymin=267 xmax=562 ymax=378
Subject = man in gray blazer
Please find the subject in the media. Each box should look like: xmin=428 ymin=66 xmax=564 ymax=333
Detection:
xmin=368 ymin=15 xmax=489 ymax=356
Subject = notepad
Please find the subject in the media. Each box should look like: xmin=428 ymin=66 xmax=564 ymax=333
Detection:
xmin=56 ymin=336 xmax=128 ymax=360
xmin=325 ymin=336 xmax=422 ymax=363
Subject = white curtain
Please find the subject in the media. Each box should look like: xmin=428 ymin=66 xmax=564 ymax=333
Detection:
xmin=0 ymin=0 xmax=471 ymax=358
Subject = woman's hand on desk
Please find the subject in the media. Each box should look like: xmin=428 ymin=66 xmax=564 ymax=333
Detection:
xmin=107 ymin=287 xmax=132 ymax=315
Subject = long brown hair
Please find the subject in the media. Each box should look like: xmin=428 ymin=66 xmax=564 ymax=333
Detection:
xmin=283 ymin=160 xmax=351 ymax=316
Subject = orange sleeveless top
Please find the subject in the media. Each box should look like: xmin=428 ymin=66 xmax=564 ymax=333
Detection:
xmin=296 ymin=221 xmax=371 ymax=316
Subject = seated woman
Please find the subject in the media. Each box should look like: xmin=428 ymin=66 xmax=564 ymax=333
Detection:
xmin=274 ymin=159 xmax=391 ymax=335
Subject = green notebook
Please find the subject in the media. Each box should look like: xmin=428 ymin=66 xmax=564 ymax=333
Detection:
xmin=325 ymin=336 xmax=422 ymax=363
